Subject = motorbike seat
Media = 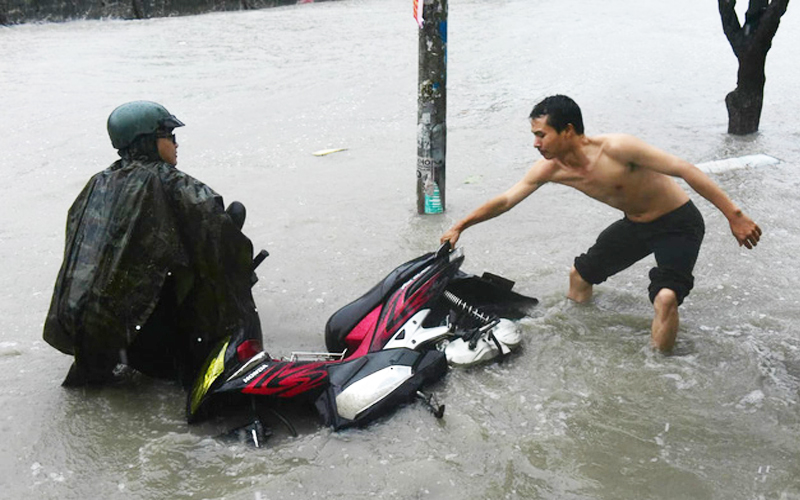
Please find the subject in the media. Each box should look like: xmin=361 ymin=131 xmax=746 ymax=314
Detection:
xmin=325 ymin=252 xmax=437 ymax=352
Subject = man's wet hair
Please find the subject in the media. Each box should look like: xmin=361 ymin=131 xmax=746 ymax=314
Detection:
xmin=529 ymin=95 xmax=585 ymax=135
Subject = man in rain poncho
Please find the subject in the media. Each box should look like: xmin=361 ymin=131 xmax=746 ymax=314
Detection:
xmin=43 ymin=101 xmax=262 ymax=387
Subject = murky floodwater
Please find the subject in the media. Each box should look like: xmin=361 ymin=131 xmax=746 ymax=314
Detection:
xmin=2 ymin=0 xmax=799 ymax=498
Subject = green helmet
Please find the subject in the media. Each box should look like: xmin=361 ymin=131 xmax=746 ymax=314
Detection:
xmin=107 ymin=101 xmax=185 ymax=150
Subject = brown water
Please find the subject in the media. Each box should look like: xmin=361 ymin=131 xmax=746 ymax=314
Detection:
xmin=1 ymin=1 xmax=799 ymax=499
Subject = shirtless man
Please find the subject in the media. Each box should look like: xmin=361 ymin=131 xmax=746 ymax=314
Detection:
xmin=440 ymin=95 xmax=762 ymax=351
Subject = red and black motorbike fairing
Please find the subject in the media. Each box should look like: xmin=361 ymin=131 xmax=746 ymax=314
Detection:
xmin=188 ymin=246 xmax=458 ymax=429
xmin=323 ymin=248 xmax=536 ymax=356
xmin=43 ymin=158 xmax=261 ymax=385
xmin=242 ymin=361 xmax=330 ymax=398
xmin=204 ymin=358 xmax=331 ymax=401
xmin=324 ymin=249 xmax=458 ymax=356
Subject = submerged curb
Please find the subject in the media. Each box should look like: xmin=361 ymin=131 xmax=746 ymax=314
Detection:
xmin=697 ymin=154 xmax=781 ymax=174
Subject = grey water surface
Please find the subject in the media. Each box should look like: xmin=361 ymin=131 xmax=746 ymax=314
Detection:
xmin=1 ymin=1 xmax=799 ymax=499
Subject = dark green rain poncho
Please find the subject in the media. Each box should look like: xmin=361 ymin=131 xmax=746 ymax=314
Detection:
xmin=43 ymin=147 xmax=262 ymax=386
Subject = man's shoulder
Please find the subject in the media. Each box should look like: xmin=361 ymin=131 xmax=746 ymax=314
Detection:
xmin=526 ymin=158 xmax=560 ymax=180
xmin=592 ymin=133 xmax=641 ymax=149
xmin=591 ymin=133 xmax=653 ymax=162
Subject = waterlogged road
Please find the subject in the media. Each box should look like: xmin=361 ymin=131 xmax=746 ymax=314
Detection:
xmin=1 ymin=1 xmax=800 ymax=499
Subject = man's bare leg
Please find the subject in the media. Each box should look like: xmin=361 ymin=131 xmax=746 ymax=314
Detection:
xmin=568 ymin=266 xmax=593 ymax=303
xmin=651 ymin=288 xmax=679 ymax=351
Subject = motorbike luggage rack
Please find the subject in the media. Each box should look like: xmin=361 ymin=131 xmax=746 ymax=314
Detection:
xmin=287 ymin=351 xmax=346 ymax=362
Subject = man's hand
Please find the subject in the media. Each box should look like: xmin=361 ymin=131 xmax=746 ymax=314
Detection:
xmin=729 ymin=211 xmax=762 ymax=249
xmin=440 ymin=226 xmax=462 ymax=247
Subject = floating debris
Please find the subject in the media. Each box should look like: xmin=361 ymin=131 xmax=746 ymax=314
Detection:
xmin=312 ymin=148 xmax=348 ymax=157
xmin=463 ymin=175 xmax=483 ymax=184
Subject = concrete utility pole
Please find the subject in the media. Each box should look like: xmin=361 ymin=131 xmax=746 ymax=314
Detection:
xmin=416 ymin=0 xmax=448 ymax=214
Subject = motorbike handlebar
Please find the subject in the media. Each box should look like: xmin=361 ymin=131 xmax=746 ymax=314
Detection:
xmin=252 ymin=249 xmax=269 ymax=271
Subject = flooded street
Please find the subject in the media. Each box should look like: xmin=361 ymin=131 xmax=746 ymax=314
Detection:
xmin=1 ymin=0 xmax=800 ymax=498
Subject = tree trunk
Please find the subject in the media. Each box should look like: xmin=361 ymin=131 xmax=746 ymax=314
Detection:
xmin=718 ymin=0 xmax=789 ymax=135
xmin=725 ymin=51 xmax=766 ymax=135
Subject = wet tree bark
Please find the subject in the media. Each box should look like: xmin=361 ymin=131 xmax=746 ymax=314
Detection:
xmin=718 ymin=0 xmax=790 ymax=135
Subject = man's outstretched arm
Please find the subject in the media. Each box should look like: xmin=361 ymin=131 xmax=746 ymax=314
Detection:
xmin=622 ymin=135 xmax=762 ymax=249
xmin=440 ymin=161 xmax=551 ymax=246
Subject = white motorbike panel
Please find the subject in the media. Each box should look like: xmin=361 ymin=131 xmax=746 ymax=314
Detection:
xmin=335 ymin=365 xmax=414 ymax=420
xmin=384 ymin=309 xmax=450 ymax=351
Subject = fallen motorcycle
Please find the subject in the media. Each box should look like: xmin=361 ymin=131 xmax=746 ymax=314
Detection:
xmin=186 ymin=243 xmax=537 ymax=446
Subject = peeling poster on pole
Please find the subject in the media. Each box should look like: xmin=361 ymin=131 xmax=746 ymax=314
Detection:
xmin=417 ymin=156 xmax=443 ymax=214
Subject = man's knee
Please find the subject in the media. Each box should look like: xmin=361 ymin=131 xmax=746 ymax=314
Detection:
xmin=648 ymin=267 xmax=692 ymax=305
xmin=653 ymin=288 xmax=678 ymax=314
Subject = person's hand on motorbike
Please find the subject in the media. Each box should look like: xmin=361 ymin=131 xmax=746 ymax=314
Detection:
xmin=440 ymin=225 xmax=462 ymax=247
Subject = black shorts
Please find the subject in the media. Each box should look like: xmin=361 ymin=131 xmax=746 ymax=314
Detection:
xmin=573 ymin=201 xmax=705 ymax=305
